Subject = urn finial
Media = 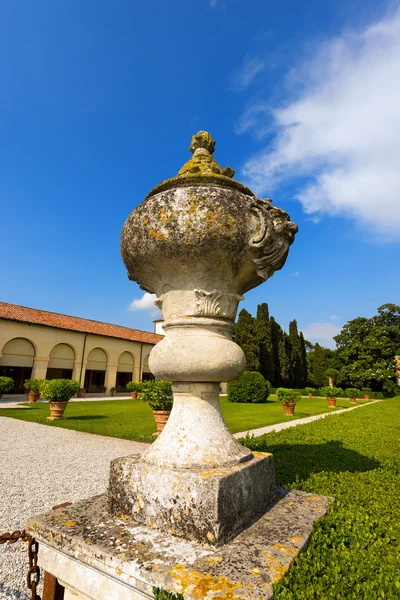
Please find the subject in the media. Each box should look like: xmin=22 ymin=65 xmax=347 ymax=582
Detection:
xmin=189 ymin=130 xmax=216 ymax=155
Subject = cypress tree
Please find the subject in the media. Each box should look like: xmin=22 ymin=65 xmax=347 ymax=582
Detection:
xmin=270 ymin=317 xmax=282 ymax=386
xmin=279 ymin=335 xmax=290 ymax=385
xmin=299 ymin=332 xmax=308 ymax=387
xmin=288 ymin=320 xmax=303 ymax=387
xmin=313 ymin=343 xmax=326 ymax=387
xmin=234 ymin=309 xmax=260 ymax=371
xmin=256 ymin=303 xmax=275 ymax=384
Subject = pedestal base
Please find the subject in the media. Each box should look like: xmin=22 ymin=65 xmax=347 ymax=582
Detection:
xmin=27 ymin=490 xmax=332 ymax=600
xmin=108 ymin=451 xmax=275 ymax=545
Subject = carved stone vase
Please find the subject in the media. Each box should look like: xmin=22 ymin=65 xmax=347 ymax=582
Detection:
xmin=110 ymin=131 xmax=298 ymax=545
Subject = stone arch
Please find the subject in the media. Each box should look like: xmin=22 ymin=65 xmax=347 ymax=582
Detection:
xmin=0 ymin=338 xmax=36 ymax=393
xmin=116 ymin=351 xmax=135 ymax=391
xmin=142 ymin=353 xmax=154 ymax=381
xmin=47 ymin=343 xmax=75 ymax=380
xmin=84 ymin=348 xmax=108 ymax=393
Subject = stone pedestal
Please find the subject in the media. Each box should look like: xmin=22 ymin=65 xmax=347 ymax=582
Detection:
xmin=27 ymin=490 xmax=331 ymax=600
xmin=108 ymin=451 xmax=275 ymax=546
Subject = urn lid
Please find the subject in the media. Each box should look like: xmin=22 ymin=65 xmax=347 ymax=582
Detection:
xmin=146 ymin=131 xmax=254 ymax=199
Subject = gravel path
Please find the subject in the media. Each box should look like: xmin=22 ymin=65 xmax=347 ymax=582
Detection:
xmin=0 ymin=418 xmax=148 ymax=599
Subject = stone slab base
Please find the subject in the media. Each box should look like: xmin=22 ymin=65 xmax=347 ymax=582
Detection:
xmin=108 ymin=451 xmax=275 ymax=545
xmin=27 ymin=489 xmax=332 ymax=600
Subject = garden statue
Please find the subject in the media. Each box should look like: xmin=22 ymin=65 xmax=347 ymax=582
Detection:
xmin=27 ymin=132 xmax=330 ymax=600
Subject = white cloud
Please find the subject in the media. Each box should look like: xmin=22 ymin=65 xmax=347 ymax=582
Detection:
xmin=128 ymin=293 xmax=159 ymax=316
xmin=209 ymin=0 xmax=217 ymax=7
xmin=330 ymin=315 xmax=340 ymax=321
xmin=302 ymin=322 xmax=342 ymax=349
xmin=290 ymin=271 xmax=300 ymax=277
xmin=240 ymin=9 xmax=400 ymax=239
xmin=231 ymin=57 xmax=265 ymax=92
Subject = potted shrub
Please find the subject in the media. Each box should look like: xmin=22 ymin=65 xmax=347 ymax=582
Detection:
xmin=321 ymin=386 xmax=341 ymax=407
xmin=347 ymin=388 xmax=360 ymax=403
xmin=78 ymin=388 xmax=86 ymax=398
xmin=305 ymin=387 xmax=314 ymax=398
xmin=40 ymin=379 xmax=80 ymax=421
xmin=126 ymin=381 xmax=143 ymax=399
xmin=362 ymin=387 xmax=371 ymax=400
xmin=276 ymin=388 xmax=301 ymax=415
xmin=140 ymin=380 xmax=173 ymax=435
xmin=23 ymin=378 xmax=45 ymax=403
xmin=0 ymin=376 xmax=14 ymax=399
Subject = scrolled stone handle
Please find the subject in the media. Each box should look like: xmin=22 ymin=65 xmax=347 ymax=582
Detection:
xmin=249 ymin=198 xmax=298 ymax=280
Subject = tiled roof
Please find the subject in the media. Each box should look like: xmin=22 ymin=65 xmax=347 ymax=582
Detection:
xmin=0 ymin=302 xmax=163 ymax=345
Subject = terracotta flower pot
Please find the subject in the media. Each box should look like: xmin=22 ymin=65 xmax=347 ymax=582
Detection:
xmin=282 ymin=402 xmax=296 ymax=416
xmin=28 ymin=392 xmax=39 ymax=403
xmin=131 ymin=392 xmax=138 ymax=399
xmin=47 ymin=401 xmax=69 ymax=421
xmin=307 ymin=393 xmax=312 ymax=398
xmin=328 ymin=398 xmax=336 ymax=407
xmin=152 ymin=409 xmax=171 ymax=436
xmin=364 ymin=395 xmax=370 ymax=400
xmin=350 ymin=397 xmax=356 ymax=403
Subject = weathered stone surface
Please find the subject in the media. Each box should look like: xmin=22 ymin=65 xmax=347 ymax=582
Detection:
xmin=27 ymin=489 xmax=332 ymax=600
xmin=108 ymin=451 xmax=275 ymax=546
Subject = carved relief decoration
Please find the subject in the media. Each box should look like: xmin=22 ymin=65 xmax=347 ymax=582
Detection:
xmin=194 ymin=290 xmax=243 ymax=319
xmin=249 ymin=198 xmax=298 ymax=281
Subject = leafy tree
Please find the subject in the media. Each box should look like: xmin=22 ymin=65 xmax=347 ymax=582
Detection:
xmin=335 ymin=303 xmax=400 ymax=392
xmin=234 ymin=309 xmax=259 ymax=371
xmin=325 ymin=368 xmax=341 ymax=387
xmin=256 ymin=303 xmax=275 ymax=384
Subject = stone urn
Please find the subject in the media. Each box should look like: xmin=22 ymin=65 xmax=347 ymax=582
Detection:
xmin=111 ymin=131 xmax=298 ymax=544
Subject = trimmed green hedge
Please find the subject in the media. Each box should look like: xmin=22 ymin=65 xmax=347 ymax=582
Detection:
xmin=227 ymin=371 xmax=270 ymax=403
xmin=240 ymin=397 xmax=400 ymax=598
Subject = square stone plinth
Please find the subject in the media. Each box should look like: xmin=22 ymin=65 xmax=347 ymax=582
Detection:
xmin=108 ymin=452 xmax=275 ymax=546
xmin=27 ymin=489 xmax=332 ymax=600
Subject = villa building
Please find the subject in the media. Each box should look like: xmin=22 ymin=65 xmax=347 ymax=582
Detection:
xmin=0 ymin=302 xmax=162 ymax=394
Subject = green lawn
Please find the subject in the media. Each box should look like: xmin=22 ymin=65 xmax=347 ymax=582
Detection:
xmin=241 ymin=396 xmax=400 ymax=599
xmin=0 ymin=395 xmax=370 ymax=442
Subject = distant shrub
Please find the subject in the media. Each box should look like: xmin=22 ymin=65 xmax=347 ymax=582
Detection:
xmin=347 ymin=388 xmax=361 ymax=399
xmin=228 ymin=371 xmax=270 ymax=404
xmin=0 ymin=376 xmax=14 ymax=395
xmin=276 ymin=388 xmax=301 ymax=404
xmin=305 ymin=387 xmax=315 ymax=395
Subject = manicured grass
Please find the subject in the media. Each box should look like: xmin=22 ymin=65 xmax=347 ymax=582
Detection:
xmin=240 ymin=396 xmax=400 ymax=599
xmin=220 ymin=395 xmax=369 ymax=434
xmin=0 ymin=395 xmax=367 ymax=442
xmin=0 ymin=399 xmax=157 ymax=442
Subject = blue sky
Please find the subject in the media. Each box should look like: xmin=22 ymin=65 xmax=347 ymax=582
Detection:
xmin=1 ymin=0 xmax=399 ymax=348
